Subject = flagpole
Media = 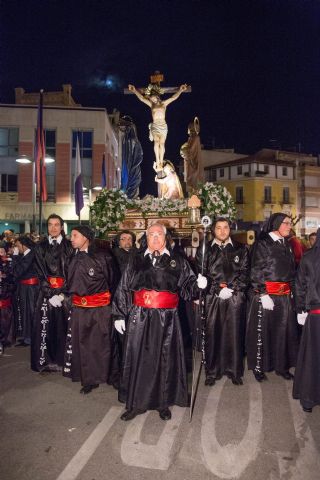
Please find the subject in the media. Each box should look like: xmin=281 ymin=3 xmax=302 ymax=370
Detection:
xmin=38 ymin=89 xmax=44 ymax=234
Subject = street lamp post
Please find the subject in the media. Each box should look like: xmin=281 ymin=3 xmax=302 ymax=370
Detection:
xmin=16 ymin=154 xmax=55 ymax=233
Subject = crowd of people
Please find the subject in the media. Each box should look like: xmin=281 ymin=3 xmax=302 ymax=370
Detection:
xmin=0 ymin=213 xmax=319 ymax=420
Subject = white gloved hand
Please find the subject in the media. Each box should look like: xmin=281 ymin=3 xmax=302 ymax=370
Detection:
xmin=297 ymin=311 xmax=308 ymax=326
xmin=197 ymin=273 xmax=207 ymax=289
xmin=49 ymin=295 xmax=63 ymax=308
xmin=114 ymin=319 xmax=126 ymax=335
xmin=260 ymin=294 xmax=275 ymax=311
xmin=13 ymin=247 xmax=19 ymax=255
xmin=219 ymin=287 xmax=234 ymax=300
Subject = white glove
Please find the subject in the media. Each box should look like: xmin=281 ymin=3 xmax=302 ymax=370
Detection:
xmin=197 ymin=274 xmax=207 ymax=289
xmin=260 ymin=294 xmax=275 ymax=311
xmin=219 ymin=287 xmax=234 ymax=300
xmin=114 ymin=319 xmax=126 ymax=335
xmin=49 ymin=294 xmax=63 ymax=308
xmin=13 ymin=247 xmax=19 ymax=255
xmin=297 ymin=311 xmax=308 ymax=326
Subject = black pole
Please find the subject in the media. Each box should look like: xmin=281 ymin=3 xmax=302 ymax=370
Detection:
xmin=39 ymin=156 xmax=43 ymax=234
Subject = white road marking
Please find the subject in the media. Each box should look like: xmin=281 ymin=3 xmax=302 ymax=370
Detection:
xmin=201 ymin=376 xmax=263 ymax=478
xmin=121 ymin=406 xmax=186 ymax=470
xmin=56 ymin=406 xmax=122 ymax=480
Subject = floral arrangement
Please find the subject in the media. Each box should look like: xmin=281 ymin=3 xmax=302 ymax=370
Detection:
xmin=133 ymin=195 xmax=188 ymax=216
xmin=90 ymin=188 xmax=131 ymax=234
xmin=196 ymin=182 xmax=237 ymax=220
xmin=90 ymin=184 xmax=236 ymax=235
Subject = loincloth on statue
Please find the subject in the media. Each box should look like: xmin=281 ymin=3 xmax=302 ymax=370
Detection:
xmin=149 ymin=121 xmax=168 ymax=141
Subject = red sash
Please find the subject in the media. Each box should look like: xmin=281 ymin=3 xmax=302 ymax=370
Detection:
xmin=47 ymin=276 xmax=64 ymax=289
xmin=133 ymin=289 xmax=179 ymax=309
xmin=72 ymin=290 xmax=111 ymax=308
xmin=310 ymin=309 xmax=320 ymax=314
xmin=20 ymin=277 xmax=39 ymax=285
xmin=265 ymin=281 xmax=290 ymax=295
xmin=0 ymin=298 xmax=12 ymax=308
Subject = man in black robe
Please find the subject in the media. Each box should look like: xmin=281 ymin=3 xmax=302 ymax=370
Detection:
xmin=63 ymin=226 xmax=117 ymax=394
xmin=293 ymin=229 xmax=320 ymax=412
xmin=0 ymin=241 xmax=14 ymax=355
xmin=112 ymin=222 xmax=207 ymax=421
xmin=11 ymin=236 xmax=39 ymax=347
xmin=31 ymin=214 xmax=73 ymax=372
xmin=112 ymin=230 xmax=136 ymax=275
xmin=246 ymin=213 xmax=299 ymax=382
xmin=196 ymin=217 xmax=249 ymax=386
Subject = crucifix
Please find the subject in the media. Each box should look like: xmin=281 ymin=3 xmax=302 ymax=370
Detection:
xmin=125 ymin=72 xmax=191 ymax=175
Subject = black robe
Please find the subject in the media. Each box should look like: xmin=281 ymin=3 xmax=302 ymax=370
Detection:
xmin=63 ymin=249 xmax=117 ymax=387
xmin=293 ymin=248 xmax=320 ymax=407
xmin=196 ymin=240 xmax=249 ymax=380
xmin=0 ymin=255 xmax=14 ymax=346
xmin=11 ymin=250 xmax=39 ymax=342
xmin=31 ymin=237 xmax=73 ymax=371
xmin=112 ymin=250 xmax=198 ymax=412
xmin=246 ymin=233 xmax=299 ymax=374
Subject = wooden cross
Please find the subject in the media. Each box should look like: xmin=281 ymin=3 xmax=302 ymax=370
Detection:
xmin=124 ymin=71 xmax=192 ymax=95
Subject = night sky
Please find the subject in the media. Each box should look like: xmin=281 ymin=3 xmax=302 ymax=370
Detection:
xmin=1 ymin=0 xmax=320 ymax=195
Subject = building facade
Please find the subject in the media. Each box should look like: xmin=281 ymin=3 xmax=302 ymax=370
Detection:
xmin=203 ymin=148 xmax=320 ymax=235
xmin=0 ymin=85 xmax=119 ymax=233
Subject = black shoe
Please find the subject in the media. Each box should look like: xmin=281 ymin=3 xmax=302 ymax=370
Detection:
xmin=231 ymin=377 xmax=243 ymax=386
xmin=254 ymin=372 xmax=267 ymax=382
xmin=276 ymin=371 xmax=294 ymax=380
xmin=120 ymin=409 xmax=146 ymax=421
xmin=80 ymin=384 xmax=99 ymax=394
xmin=205 ymin=376 xmax=215 ymax=386
xmin=159 ymin=408 xmax=172 ymax=421
xmin=41 ymin=363 xmax=63 ymax=373
xmin=302 ymin=407 xmax=312 ymax=413
xmin=302 ymin=406 xmax=312 ymax=413
xmin=15 ymin=341 xmax=29 ymax=347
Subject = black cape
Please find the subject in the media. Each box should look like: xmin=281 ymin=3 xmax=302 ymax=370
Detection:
xmin=246 ymin=233 xmax=299 ymax=374
xmin=293 ymin=245 xmax=320 ymax=407
xmin=31 ymin=237 xmax=73 ymax=371
xmin=196 ymin=240 xmax=249 ymax=379
xmin=11 ymin=250 xmax=39 ymax=341
xmin=63 ymin=249 xmax=117 ymax=386
xmin=112 ymin=250 xmax=198 ymax=411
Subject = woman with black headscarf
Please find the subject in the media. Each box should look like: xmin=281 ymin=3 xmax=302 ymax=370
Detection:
xmin=246 ymin=213 xmax=299 ymax=382
xmin=293 ymin=229 xmax=320 ymax=412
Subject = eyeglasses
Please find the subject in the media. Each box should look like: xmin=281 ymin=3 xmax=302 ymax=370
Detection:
xmin=281 ymin=221 xmax=292 ymax=226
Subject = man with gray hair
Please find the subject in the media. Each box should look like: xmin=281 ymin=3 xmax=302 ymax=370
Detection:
xmin=113 ymin=222 xmax=207 ymax=421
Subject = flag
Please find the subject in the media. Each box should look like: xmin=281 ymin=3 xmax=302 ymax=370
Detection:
xmin=75 ymin=135 xmax=84 ymax=216
xmin=34 ymin=90 xmax=47 ymax=201
xmin=101 ymin=153 xmax=107 ymax=188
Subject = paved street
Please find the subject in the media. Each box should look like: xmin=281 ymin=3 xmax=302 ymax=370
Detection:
xmin=1 ymin=345 xmax=320 ymax=480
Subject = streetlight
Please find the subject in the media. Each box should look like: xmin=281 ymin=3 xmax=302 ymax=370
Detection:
xmin=16 ymin=154 xmax=55 ymax=232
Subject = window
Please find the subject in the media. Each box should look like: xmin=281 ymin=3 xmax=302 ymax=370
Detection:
xmin=72 ymin=131 xmax=93 ymax=159
xmin=236 ymin=186 xmax=244 ymax=203
xmin=0 ymin=128 xmax=19 ymax=156
xmin=237 ymin=166 xmax=242 ymax=175
xmin=205 ymin=167 xmax=216 ymax=182
xmin=1 ymin=174 xmax=18 ymax=192
xmin=264 ymin=186 xmax=272 ymax=203
xmin=45 ymin=129 xmax=56 ymax=158
xmin=72 ymin=131 xmax=93 ymax=191
xmin=282 ymin=167 xmax=288 ymax=176
xmin=219 ymin=168 xmax=224 ymax=177
xmin=264 ymin=165 xmax=269 ymax=174
xmin=283 ymin=187 xmax=290 ymax=203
